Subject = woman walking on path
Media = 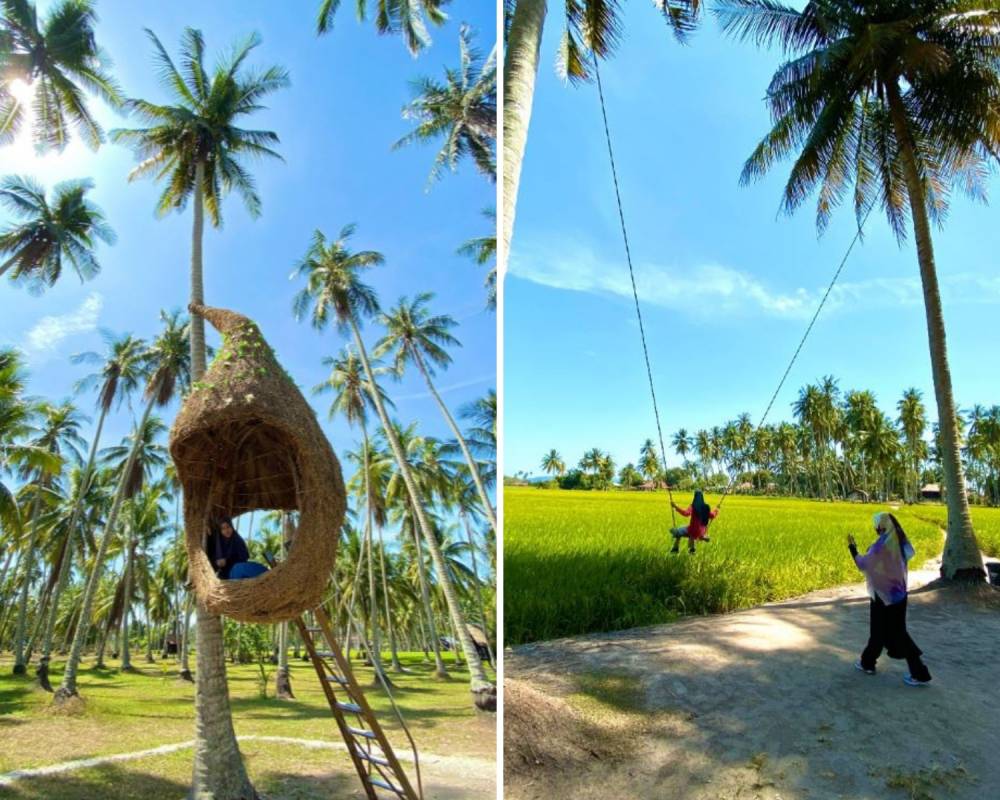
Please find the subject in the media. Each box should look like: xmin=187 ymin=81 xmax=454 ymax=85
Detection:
xmin=849 ymin=512 xmax=932 ymax=686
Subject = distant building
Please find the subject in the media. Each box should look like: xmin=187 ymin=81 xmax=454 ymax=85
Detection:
xmin=921 ymin=483 xmax=942 ymax=500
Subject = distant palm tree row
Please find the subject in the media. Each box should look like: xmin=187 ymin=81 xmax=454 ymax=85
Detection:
xmin=0 ymin=2 xmax=497 ymax=798
xmin=536 ymin=377 xmax=1000 ymax=507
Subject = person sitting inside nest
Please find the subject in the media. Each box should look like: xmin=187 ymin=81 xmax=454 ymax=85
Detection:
xmin=207 ymin=516 xmax=268 ymax=580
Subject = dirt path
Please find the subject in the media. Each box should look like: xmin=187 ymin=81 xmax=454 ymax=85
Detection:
xmin=0 ymin=735 xmax=496 ymax=799
xmin=505 ymin=557 xmax=1000 ymax=800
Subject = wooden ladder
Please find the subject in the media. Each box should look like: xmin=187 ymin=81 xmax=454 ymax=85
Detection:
xmin=293 ymin=607 xmax=420 ymax=800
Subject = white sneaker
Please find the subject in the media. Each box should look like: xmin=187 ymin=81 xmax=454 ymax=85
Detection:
xmin=903 ymin=673 xmax=931 ymax=687
xmin=854 ymin=661 xmax=875 ymax=675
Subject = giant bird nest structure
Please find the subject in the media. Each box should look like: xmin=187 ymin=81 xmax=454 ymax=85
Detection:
xmin=170 ymin=304 xmax=345 ymax=624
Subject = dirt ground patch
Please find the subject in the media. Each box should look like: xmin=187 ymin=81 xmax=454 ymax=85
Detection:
xmin=505 ymin=562 xmax=1000 ymax=800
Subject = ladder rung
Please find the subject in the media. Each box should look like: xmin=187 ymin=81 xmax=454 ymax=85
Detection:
xmin=337 ymin=700 xmax=362 ymax=713
xmin=357 ymin=750 xmax=390 ymax=767
xmin=349 ymin=726 xmax=377 ymax=740
xmin=369 ymin=777 xmax=402 ymax=794
xmin=305 ymin=626 xmax=322 ymax=632
xmin=324 ymin=673 xmax=347 ymax=685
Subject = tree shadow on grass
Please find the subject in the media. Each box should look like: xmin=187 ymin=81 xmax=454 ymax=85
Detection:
xmin=258 ymin=769 xmax=487 ymax=800
xmin=0 ymin=763 xmax=188 ymax=800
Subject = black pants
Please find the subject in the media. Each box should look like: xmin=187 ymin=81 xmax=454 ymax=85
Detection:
xmin=860 ymin=596 xmax=931 ymax=681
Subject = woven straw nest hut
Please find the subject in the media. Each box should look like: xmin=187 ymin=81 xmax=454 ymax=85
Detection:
xmin=169 ymin=304 xmax=345 ymax=624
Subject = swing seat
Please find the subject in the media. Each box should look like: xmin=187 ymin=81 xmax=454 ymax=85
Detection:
xmin=170 ymin=304 xmax=346 ymax=624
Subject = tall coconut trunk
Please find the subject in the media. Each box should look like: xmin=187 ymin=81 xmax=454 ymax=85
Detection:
xmin=12 ymin=492 xmax=43 ymax=675
xmin=886 ymin=83 xmax=984 ymax=582
xmin=38 ymin=404 xmax=110 ymax=688
xmin=55 ymin=395 xmax=157 ymax=700
xmin=179 ymin=595 xmax=193 ymax=681
xmin=411 ymin=348 xmax=497 ymax=534
xmin=502 ymin=0 xmax=548 ymax=275
xmin=359 ymin=422 xmax=388 ymax=686
xmin=376 ymin=524 xmax=404 ymax=673
xmin=349 ymin=321 xmax=492 ymax=707
xmin=409 ymin=514 xmax=448 ymax=678
xmin=186 ymin=160 xmax=257 ymax=798
xmin=275 ymin=515 xmax=293 ymax=700
xmin=461 ymin=513 xmax=495 ymax=667
xmin=119 ymin=539 xmax=135 ymax=672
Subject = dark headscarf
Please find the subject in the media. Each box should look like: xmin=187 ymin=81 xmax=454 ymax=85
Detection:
xmin=692 ymin=490 xmax=711 ymax=526
xmin=206 ymin=516 xmax=249 ymax=578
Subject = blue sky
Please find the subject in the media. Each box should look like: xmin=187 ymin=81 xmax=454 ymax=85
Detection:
xmin=0 ymin=1 xmax=496 ymax=534
xmin=503 ymin=4 xmax=1000 ymax=477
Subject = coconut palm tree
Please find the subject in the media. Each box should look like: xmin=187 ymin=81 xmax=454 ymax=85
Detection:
xmin=540 ymin=449 xmax=564 ymax=478
xmin=292 ymin=223 xmax=493 ymax=707
xmin=376 ymin=292 xmax=497 ymax=535
xmin=716 ymin=0 xmax=992 ymax=579
xmin=0 ymin=348 xmax=54 ymax=532
xmin=315 ymin=0 xmax=447 ymax=55
xmin=639 ymin=438 xmax=661 ymax=484
xmin=457 ymin=389 xmax=496 ymax=488
xmin=315 ymin=350 xmax=403 ymax=674
xmin=458 ymin=208 xmax=497 ymax=311
xmin=111 ymin=29 xmax=288 ymax=793
xmin=503 ymin=0 xmax=702 ymax=274
xmin=110 ymin=27 xmax=288 ymax=381
xmin=57 ymin=314 xmax=189 ymax=700
xmin=672 ymin=429 xmax=692 ymax=469
xmin=36 ymin=332 xmax=147 ymax=689
xmin=898 ymin=389 xmax=928 ymax=504
xmin=395 ymin=24 xmax=496 ymax=184
xmin=0 ymin=0 xmax=123 ymax=149
xmin=11 ymin=401 xmax=83 ymax=674
xmin=0 ymin=176 xmax=115 ymax=291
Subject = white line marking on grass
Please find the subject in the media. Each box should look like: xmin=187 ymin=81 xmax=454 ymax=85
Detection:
xmin=0 ymin=741 xmax=196 ymax=786
xmin=0 ymin=735 xmax=493 ymax=786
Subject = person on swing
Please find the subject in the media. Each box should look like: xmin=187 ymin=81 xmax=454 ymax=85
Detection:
xmin=206 ymin=516 xmax=268 ymax=580
xmin=849 ymin=512 xmax=932 ymax=686
xmin=669 ymin=490 xmax=718 ymax=554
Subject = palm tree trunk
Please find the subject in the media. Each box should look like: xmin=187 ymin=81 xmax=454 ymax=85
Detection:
xmin=886 ymin=83 xmax=984 ymax=582
xmin=55 ymin=394 xmax=158 ymax=700
xmin=502 ymin=0 xmax=548 ymax=275
xmin=275 ymin=515 xmax=293 ymax=700
xmin=409 ymin=514 xmax=448 ymax=678
xmin=119 ymin=540 xmax=134 ymax=672
xmin=359 ymin=422 xmax=388 ymax=686
xmin=12 ymin=493 xmax=43 ymax=675
xmin=411 ymin=349 xmax=497 ymax=533
xmin=179 ymin=594 xmax=193 ymax=681
xmin=349 ymin=320 xmax=492 ymax=706
xmin=38 ymin=404 xmax=110 ymax=688
xmin=376 ymin=524 xmax=404 ymax=672
xmin=461 ymin=513 xmax=495 ymax=667
xmin=185 ymin=159 xmax=256 ymax=797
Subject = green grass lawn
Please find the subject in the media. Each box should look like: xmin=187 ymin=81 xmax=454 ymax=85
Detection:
xmin=503 ymin=487 xmax=1000 ymax=645
xmin=0 ymin=649 xmax=494 ymax=799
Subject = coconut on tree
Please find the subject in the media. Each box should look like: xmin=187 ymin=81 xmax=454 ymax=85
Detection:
xmin=716 ymin=0 xmax=994 ymax=579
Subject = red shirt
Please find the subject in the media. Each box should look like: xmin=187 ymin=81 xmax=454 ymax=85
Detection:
xmin=676 ymin=505 xmax=718 ymax=540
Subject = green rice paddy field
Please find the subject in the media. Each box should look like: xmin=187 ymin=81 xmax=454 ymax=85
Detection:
xmin=503 ymin=487 xmax=1000 ymax=645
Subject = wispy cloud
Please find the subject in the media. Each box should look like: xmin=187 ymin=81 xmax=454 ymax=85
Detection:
xmin=508 ymin=240 xmax=1000 ymax=320
xmin=24 ymin=293 xmax=103 ymax=355
xmin=394 ymin=373 xmax=495 ymax=402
